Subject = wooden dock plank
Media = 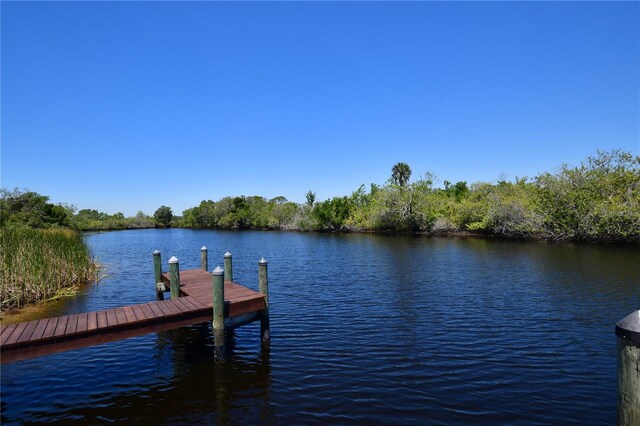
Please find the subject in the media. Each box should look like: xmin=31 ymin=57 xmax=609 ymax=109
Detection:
xmin=122 ymin=306 xmax=137 ymax=323
xmin=106 ymin=310 xmax=117 ymax=327
xmin=76 ymin=313 xmax=89 ymax=333
xmin=42 ymin=317 xmax=59 ymax=339
xmin=180 ymin=297 xmax=203 ymax=310
xmin=29 ymin=319 xmax=50 ymax=341
xmin=87 ymin=312 xmax=98 ymax=331
xmin=97 ymin=310 xmax=108 ymax=329
xmin=64 ymin=314 xmax=78 ymax=335
xmin=16 ymin=320 xmax=39 ymax=344
xmin=147 ymin=302 xmax=164 ymax=318
xmin=154 ymin=301 xmax=174 ymax=317
xmin=114 ymin=308 xmax=127 ymax=325
xmin=131 ymin=304 xmax=148 ymax=320
xmin=66 ymin=314 xmax=79 ymax=335
xmin=139 ymin=303 xmax=156 ymax=320
xmin=229 ymin=298 xmax=266 ymax=318
xmin=167 ymin=299 xmax=185 ymax=313
xmin=1 ymin=323 xmax=18 ymax=343
xmin=5 ymin=322 xmax=29 ymax=346
xmin=53 ymin=316 xmax=69 ymax=338
xmin=173 ymin=298 xmax=193 ymax=313
xmin=171 ymin=299 xmax=189 ymax=314
xmin=162 ymin=300 xmax=181 ymax=316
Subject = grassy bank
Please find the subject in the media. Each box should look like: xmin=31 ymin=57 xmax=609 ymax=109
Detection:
xmin=0 ymin=227 xmax=99 ymax=310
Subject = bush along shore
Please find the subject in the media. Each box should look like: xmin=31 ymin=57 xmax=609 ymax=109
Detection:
xmin=0 ymin=227 xmax=99 ymax=310
xmin=2 ymin=149 xmax=639 ymax=243
xmin=176 ymin=150 xmax=640 ymax=242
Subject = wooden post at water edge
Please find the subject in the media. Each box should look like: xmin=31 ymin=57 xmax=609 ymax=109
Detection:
xmin=224 ymin=251 xmax=233 ymax=283
xmin=212 ymin=266 xmax=226 ymax=360
xmin=201 ymin=246 xmax=208 ymax=271
xmin=616 ymin=310 xmax=640 ymax=425
xmin=153 ymin=250 xmax=164 ymax=301
xmin=259 ymin=257 xmax=270 ymax=343
xmin=169 ymin=256 xmax=181 ymax=300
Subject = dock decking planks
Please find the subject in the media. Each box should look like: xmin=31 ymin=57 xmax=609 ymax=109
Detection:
xmin=1 ymin=269 xmax=266 ymax=363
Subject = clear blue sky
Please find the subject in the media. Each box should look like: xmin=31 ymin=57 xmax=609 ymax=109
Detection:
xmin=2 ymin=1 xmax=639 ymax=216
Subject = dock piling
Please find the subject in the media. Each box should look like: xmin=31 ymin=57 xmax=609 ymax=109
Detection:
xmin=258 ymin=257 xmax=270 ymax=343
xmin=201 ymin=246 xmax=208 ymax=271
xmin=224 ymin=251 xmax=233 ymax=282
xmin=153 ymin=250 xmax=164 ymax=300
xmin=212 ymin=266 xmax=226 ymax=360
xmin=616 ymin=310 xmax=640 ymax=425
xmin=169 ymin=256 xmax=181 ymax=300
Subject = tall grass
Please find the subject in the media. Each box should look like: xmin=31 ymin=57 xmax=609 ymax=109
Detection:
xmin=0 ymin=227 xmax=99 ymax=310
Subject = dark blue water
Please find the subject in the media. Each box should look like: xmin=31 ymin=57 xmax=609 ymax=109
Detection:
xmin=1 ymin=229 xmax=638 ymax=424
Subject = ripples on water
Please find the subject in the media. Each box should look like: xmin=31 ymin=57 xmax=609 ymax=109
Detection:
xmin=1 ymin=230 xmax=638 ymax=424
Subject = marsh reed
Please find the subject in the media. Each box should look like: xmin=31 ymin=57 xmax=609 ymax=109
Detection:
xmin=0 ymin=227 xmax=99 ymax=310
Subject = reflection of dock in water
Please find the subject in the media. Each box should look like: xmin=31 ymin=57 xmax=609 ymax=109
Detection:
xmin=0 ymin=249 xmax=270 ymax=363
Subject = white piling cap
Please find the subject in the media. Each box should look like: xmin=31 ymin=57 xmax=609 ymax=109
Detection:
xmin=259 ymin=257 xmax=268 ymax=265
xmin=616 ymin=310 xmax=640 ymax=344
xmin=201 ymin=246 xmax=207 ymax=251
xmin=224 ymin=251 xmax=232 ymax=258
xmin=169 ymin=256 xmax=179 ymax=264
xmin=212 ymin=266 xmax=224 ymax=275
xmin=153 ymin=249 xmax=160 ymax=255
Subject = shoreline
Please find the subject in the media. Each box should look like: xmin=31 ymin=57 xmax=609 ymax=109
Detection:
xmin=82 ymin=226 xmax=640 ymax=245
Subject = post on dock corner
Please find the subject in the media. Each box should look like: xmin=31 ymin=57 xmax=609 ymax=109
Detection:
xmin=212 ymin=266 xmax=226 ymax=360
xmin=224 ymin=251 xmax=233 ymax=282
xmin=168 ymin=256 xmax=181 ymax=300
xmin=153 ymin=250 xmax=164 ymax=301
xmin=616 ymin=310 xmax=640 ymax=426
xmin=258 ymin=257 xmax=270 ymax=344
xmin=201 ymin=246 xmax=208 ymax=271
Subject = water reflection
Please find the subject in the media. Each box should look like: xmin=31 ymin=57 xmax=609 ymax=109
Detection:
xmin=1 ymin=324 xmax=273 ymax=425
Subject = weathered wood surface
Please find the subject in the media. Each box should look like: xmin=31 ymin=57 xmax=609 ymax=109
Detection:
xmin=616 ymin=310 xmax=640 ymax=426
xmin=1 ymin=269 xmax=265 ymax=363
xmin=162 ymin=269 xmax=266 ymax=318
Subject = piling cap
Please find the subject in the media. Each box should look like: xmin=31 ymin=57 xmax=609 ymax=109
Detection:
xmin=259 ymin=257 xmax=268 ymax=265
xmin=201 ymin=246 xmax=207 ymax=251
xmin=212 ymin=266 xmax=224 ymax=275
xmin=153 ymin=250 xmax=160 ymax=255
xmin=224 ymin=251 xmax=232 ymax=258
xmin=168 ymin=256 xmax=179 ymax=264
xmin=616 ymin=310 xmax=640 ymax=344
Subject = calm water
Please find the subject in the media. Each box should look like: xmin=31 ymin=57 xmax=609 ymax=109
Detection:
xmin=1 ymin=229 xmax=638 ymax=424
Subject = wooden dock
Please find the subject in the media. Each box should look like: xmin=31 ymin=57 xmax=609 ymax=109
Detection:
xmin=0 ymin=252 xmax=268 ymax=364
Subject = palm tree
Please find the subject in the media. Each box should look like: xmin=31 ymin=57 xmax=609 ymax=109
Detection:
xmin=391 ymin=162 xmax=412 ymax=187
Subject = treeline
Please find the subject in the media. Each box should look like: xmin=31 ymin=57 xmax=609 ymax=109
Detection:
xmin=0 ymin=189 xmax=157 ymax=231
xmin=175 ymin=150 xmax=640 ymax=242
xmin=2 ymin=150 xmax=638 ymax=242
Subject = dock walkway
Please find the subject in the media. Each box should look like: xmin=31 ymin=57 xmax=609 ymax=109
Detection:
xmin=0 ymin=269 xmax=266 ymax=364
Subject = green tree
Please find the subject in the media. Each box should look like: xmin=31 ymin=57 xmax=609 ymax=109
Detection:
xmin=154 ymin=205 xmax=174 ymax=228
xmin=0 ymin=188 xmax=72 ymax=228
xmin=391 ymin=162 xmax=412 ymax=187
xmin=369 ymin=176 xmax=435 ymax=232
xmin=305 ymin=190 xmax=316 ymax=207
xmin=270 ymin=196 xmax=288 ymax=205
xmin=312 ymin=196 xmax=353 ymax=231
xmin=270 ymin=201 xmax=299 ymax=228
xmin=535 ymin=149 xmax=640 ymax=240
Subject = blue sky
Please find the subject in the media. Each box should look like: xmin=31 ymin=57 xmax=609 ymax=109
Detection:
xmin=2 ymin=1 xmax=638 ymax=216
